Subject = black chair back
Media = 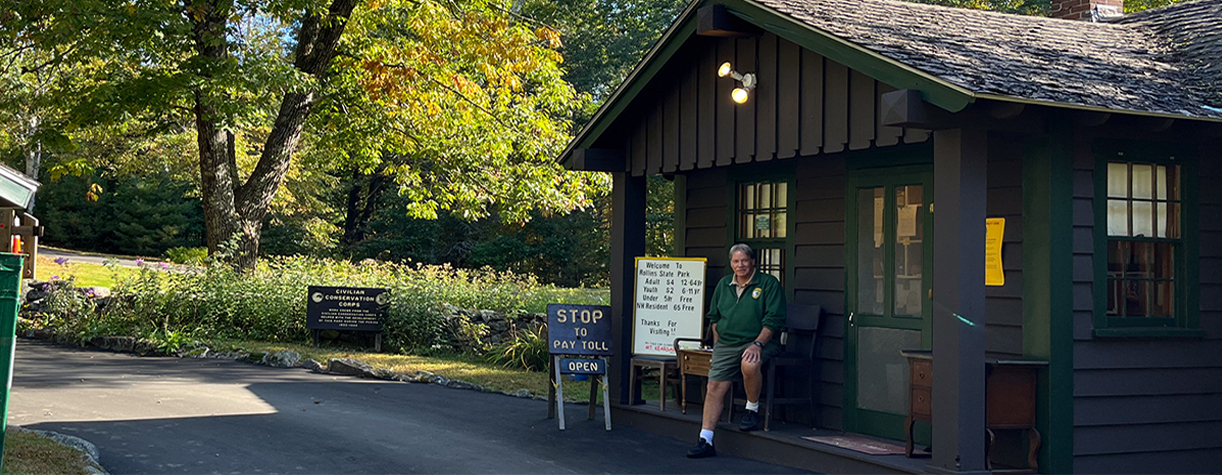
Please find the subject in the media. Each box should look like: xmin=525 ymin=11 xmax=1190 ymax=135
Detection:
xmin=785 ymin=303 xmax=822 ymax=332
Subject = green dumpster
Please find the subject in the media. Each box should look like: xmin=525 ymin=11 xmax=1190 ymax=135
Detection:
xmin=0 ymin=252 xmax=24 ymax=470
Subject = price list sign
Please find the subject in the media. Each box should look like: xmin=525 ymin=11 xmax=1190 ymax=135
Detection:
xmin=632 ymin=257 xmax=706 ymax=356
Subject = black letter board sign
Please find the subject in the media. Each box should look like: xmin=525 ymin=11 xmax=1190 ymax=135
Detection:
xmin=306 ymin=286 xmax=389 ymax=331
xmin=547 ymin=304 xmax=612 ymax=356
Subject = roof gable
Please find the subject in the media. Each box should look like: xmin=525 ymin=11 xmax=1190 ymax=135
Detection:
xmin=560 ymin=0 xmax=1222 ymax=166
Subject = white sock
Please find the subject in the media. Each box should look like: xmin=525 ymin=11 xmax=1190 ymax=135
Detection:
xmin=745 ymin=401 xmax=760 ymax=412
xmin=700 ymin=429 xmax=715 ymax=445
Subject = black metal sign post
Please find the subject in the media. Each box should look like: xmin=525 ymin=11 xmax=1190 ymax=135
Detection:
xmin=547 ymin=303 xmax=612 ymax=431
xmin=306 ymin=286 xmax=390 ymax=350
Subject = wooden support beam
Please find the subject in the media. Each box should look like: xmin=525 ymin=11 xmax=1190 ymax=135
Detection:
xmin=696 ymin=4 xmax=760 ymax=38
xmin=571 ymin=148 xmax=626 ymax=172
xmin=609 ymin=173 xmax=646 ymax=405
xmin=930 ymin=128 xmax=989 ymax=474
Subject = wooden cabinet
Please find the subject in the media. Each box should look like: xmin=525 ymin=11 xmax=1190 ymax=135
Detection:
xmin=901 ymin=350 xmax=1046 ymax=471
xmin=677 ymin=348 xmax=713 ymax=414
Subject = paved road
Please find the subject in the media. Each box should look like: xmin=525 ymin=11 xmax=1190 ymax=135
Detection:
xmin=9 ymin=340 xmax=809 ymax=474
xmin=39 ymin=247 xmax=151 ymax=268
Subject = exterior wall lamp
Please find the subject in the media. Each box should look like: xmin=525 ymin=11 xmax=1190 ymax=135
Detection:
xmin=718 ymin=61 xmax=756 ymax=104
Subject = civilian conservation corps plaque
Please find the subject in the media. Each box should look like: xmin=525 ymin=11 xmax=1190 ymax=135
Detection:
xmin=306 ymin=286 xmax=390 ymax=332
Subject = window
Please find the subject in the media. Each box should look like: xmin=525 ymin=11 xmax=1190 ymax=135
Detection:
xmin=736 ymin=180 xmax=790 ymax=285
xmin=1105 ymin=162 xmax=1180 ymax=319
xmin=1095 ymin=146 xmax=1201 ymax=336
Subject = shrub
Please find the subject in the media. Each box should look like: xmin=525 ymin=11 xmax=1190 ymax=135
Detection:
xmin=487 ymin=324 xmax=550 ymax=372
xmin=165 ymin=247 xmax=208 ymax=265
xmin=27 ymin=255 xmax=608 ymax=363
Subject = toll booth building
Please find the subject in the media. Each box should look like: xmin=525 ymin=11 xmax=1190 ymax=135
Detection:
xmin=557 ymin=0 xmax=1222 ymax=473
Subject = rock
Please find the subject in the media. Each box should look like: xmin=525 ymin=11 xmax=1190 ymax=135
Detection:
xmin=414 ymin=371 xmax=449 ymax=385
xmin=512 ymin=389 xmax=532 ymax=398
xmin=328 ymin=358 xmax=374 ymax=377
xmin=445 ymin=380 xmax=482 ymax=391
xmin=179 ymin=347 xmax=209 ymax=358
xmin=262 ymin=350 xmax=301 ymax=368
xmin=90 ymin=336 xmax=137 ymax=353
xmin=301 ymin=359 xmax=325 ymax=372
xmin=75 ymin=286 xmax=112 ymax=299
xmin=240 ymin=352 xmax=267 ymax=364
xmin=371 ymin=368 xmax=397 ymax=380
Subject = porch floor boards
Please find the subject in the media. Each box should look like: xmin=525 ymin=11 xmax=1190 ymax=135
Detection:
xmin=611 ymin=400 xmax=930 ymax=474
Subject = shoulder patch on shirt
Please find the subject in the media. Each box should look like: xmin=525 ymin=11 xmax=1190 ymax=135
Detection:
xmin=752 ymin=288 xmax=762 ymax=299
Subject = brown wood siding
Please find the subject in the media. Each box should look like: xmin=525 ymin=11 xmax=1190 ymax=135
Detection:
xmin=625 ymin=37 xmax=930 ymax=177
xmin=985 ymin=134 xmax=1024 ymax=356
xmin=1072 ymin=135 xmax=1222 ymax=474
xmin=794 ymin=155 xmax=848 ymax=430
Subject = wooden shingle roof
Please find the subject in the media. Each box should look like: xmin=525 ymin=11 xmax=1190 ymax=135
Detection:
xmin=757 ymin=0 xmax=1222 ymax=119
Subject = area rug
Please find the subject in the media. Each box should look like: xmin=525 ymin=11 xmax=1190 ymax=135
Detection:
xmin=801 ymin=435 xmax=909 ymax=455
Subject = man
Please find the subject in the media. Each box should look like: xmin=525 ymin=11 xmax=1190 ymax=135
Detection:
xmin=687 ymin=243 xmax=785 ymax=458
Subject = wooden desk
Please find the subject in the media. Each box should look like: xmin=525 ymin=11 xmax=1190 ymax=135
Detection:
xmin=901 ymin=350 xmax=1047 ymax=471
xmin=676 ymin=347 xmax=712 ymax=414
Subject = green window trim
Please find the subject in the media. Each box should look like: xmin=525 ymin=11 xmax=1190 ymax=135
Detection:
xmin=1092 ymin=141 xmax=1202 ymax=337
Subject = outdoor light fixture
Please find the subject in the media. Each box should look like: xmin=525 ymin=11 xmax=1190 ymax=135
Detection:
xmin=718 ymin=61 xmax=756 ymax=104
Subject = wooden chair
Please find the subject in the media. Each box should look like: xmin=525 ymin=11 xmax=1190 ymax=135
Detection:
xmin=763 ymin=303 xmax=822 ymax=431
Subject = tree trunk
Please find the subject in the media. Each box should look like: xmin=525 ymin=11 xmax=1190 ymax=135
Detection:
xmin=189 ymin=0 xmax=358 ymax=270
xmin=24 ymin=114 xmax=41 ymax=212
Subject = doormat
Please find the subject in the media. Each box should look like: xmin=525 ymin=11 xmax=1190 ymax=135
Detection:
xmin=802 ymin=435 xmax=909 ymax=455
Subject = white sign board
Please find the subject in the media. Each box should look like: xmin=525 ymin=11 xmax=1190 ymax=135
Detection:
xmin=632 ymin=257 xmax=706 ymax=356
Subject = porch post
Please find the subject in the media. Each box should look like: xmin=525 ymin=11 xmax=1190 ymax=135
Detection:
xmin=930 ymin=128 xmax=988 ymax=473
xmin=610 ymin=172 xmax=647 ymax=405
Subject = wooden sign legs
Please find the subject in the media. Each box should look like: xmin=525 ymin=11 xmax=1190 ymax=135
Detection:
xmin=550 ymin=355 xmax=611 ymax=431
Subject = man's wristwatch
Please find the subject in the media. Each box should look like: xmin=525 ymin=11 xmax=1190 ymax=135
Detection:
xmin=753 ymin=341 xmax=764 ymax=348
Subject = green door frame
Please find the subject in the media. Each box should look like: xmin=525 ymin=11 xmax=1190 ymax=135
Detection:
xmin=843 ymin=166 xmax=934 ymax=440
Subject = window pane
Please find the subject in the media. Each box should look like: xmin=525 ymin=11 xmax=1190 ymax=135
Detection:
xmin=1132 ymin=164 xmax=1153 ymax=199
xmin=744 ymin=184 xmax=756 ymax=210
xmin=1133 ymin=201 xmax=1154 ymax=237
xmin=857 ymin=188 xmax=885 ymax=315
xmin=1128 ymin=241 xmax=1153 ymax=278
xmin=1156 ymin=166 xmax=1167 ymax=200
xmin=773 ymin=211 xmax=787 ymax=238
xmin=1124 ymin=281 xmax=1150 ymax=317
xmin=1107 ymin=279 xmax=1121 ymax=316
xmin=777 ymin=183 xmax=788 ymax=209
xmin=1108 ymin=200 xmax=1130 ymax=236
xmin=760 ymin=183 xmax=772 ymax=208
xmin=1108 ymin=163 xmax=1129 ymax=198
xmin=1153 ymin=242 xmax=1175 ymax=280
xmin=1159 ymin=202 xmax=1180 ymax=239
xmin=1152 ymin=281 xmax=1174 ymax=318
xmin=1108 ymin=241 xmax=1125 ymax=274
xmin=895 ymin=185 xmax=924 ymax=317
xmin=1158 ymin=165 xmax=1180 ymax=201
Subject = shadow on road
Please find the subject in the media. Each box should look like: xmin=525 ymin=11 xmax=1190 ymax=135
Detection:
xmin=15 ymin=341 xmax=811 ymax=474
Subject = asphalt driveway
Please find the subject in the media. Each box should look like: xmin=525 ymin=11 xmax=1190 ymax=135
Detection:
xmin=8 ymin=340 xmax=809 ymax=474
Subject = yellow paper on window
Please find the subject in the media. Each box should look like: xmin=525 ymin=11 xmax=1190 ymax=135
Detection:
xmin=985 ymin=218 xmax=1005 ymax=286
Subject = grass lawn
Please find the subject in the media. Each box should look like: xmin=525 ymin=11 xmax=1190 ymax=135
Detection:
xmin=2 ymin=429 xmax=97 ymax=475
xmin=206 ymin=339 xmax=670 ymax=404
xmin=32 ymin=255 xmax=141 ymax=288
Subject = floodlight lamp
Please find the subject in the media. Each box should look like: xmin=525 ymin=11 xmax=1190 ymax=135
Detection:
xmin=732 ymin=87 xmax=750 ymax=104
xmin=718 ymin=62 xmax=733 ymax=78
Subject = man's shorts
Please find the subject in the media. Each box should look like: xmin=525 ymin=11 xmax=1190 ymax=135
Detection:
xmin=708 ymin=340 xmax=783 ymax=382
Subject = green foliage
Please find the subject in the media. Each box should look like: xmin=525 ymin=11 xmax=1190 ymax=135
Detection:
xmin=165 ymin=247 xmax=208 ymax=265
xmin=523 ymin=0 xmax=688 ymax=103
xmin=905 ymin=0 xmax=1047 ymax=15
xmin=1124 ymin=0 xmax=1187 ymax=12
xmin=27 ymin=255 xmax=607 ymax=356
xmin=487 ymin=324 xmax=550 ymax=372
xmin=37 ymin=172 xmax=204 ymax=256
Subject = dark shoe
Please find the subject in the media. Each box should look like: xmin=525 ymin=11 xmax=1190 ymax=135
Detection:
xmin=686 ymin=438 xmax=717 ymax=458
xmin=739 ymin=410 xmax=761 ymax=432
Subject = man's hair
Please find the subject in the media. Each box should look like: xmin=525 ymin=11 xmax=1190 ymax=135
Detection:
xmin=729 ymin=243 xmax=755 ymax=261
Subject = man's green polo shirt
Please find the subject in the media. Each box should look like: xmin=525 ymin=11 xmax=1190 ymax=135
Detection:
xmin=707 ymin=272 xmax=786 ymax=346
